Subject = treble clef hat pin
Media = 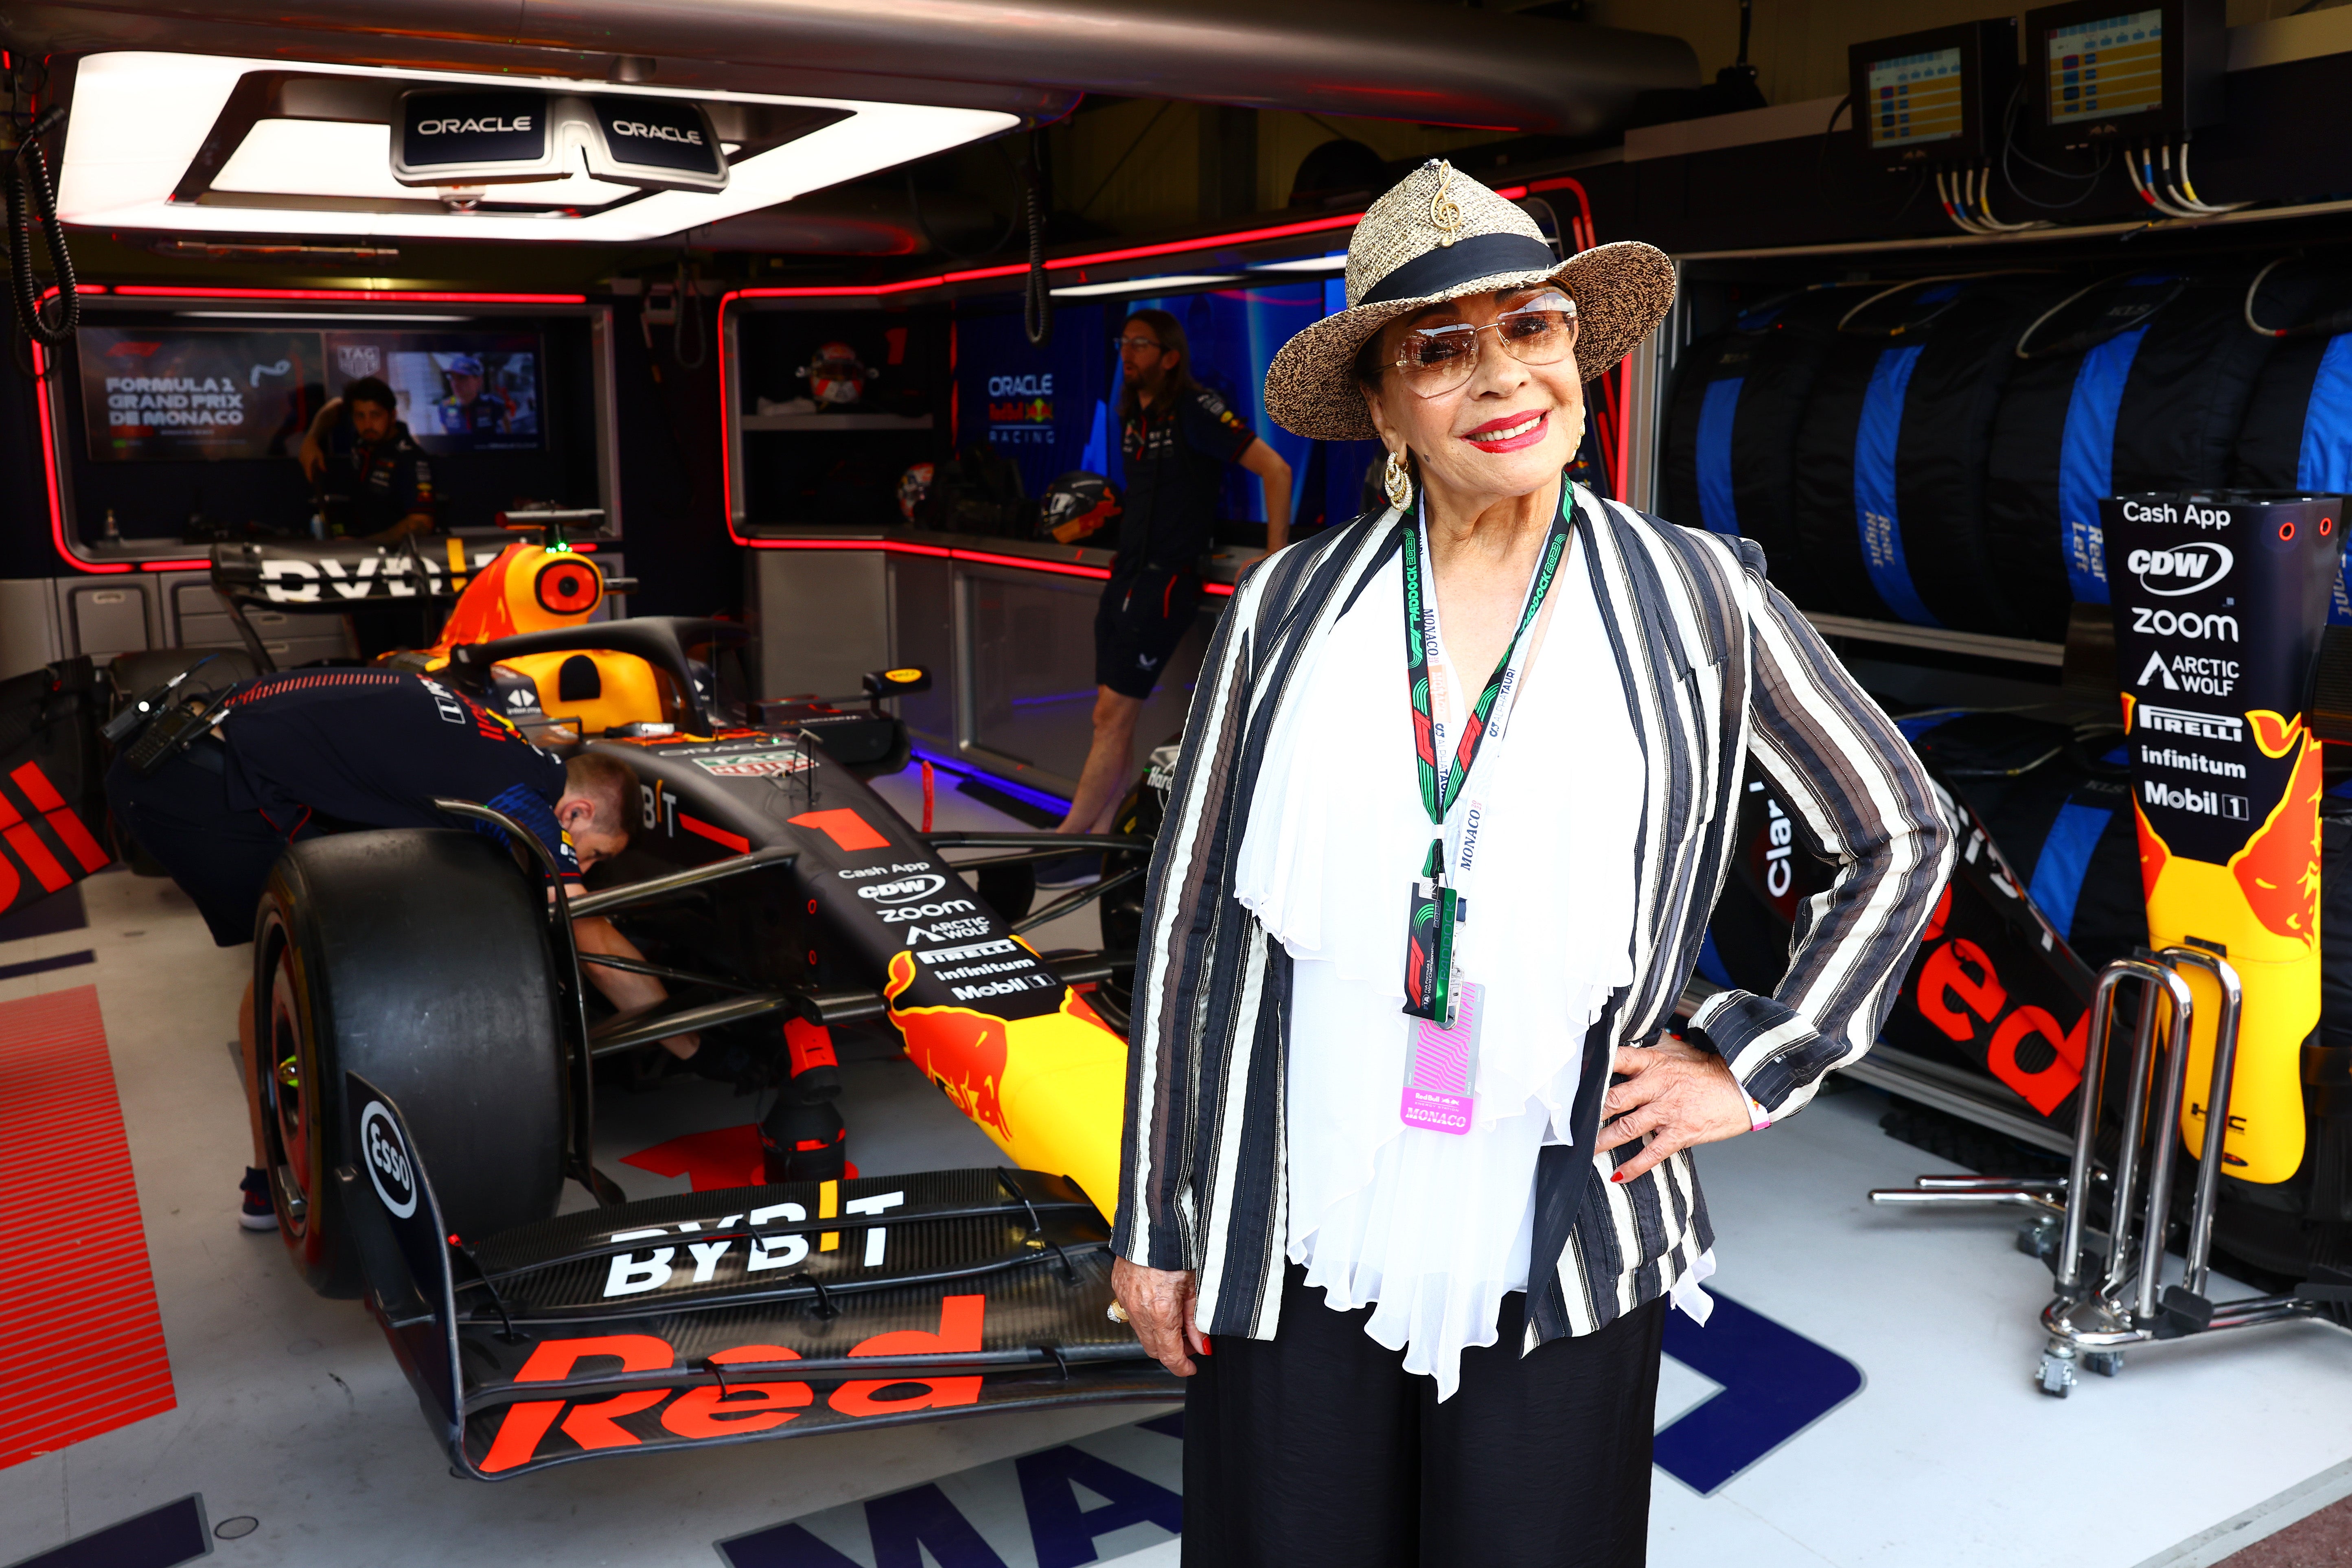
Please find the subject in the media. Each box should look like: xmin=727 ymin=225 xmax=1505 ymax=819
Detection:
xmin=1263 ymin=159 xmax=1675 ymax=442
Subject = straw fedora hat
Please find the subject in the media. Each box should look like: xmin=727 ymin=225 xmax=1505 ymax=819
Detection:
xmin=1263 ymin=160 xmax=1675 ymax=443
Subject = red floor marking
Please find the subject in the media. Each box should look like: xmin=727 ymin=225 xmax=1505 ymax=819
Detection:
xmin=622 ymin=1124 xmax=766 ymax=1192
xmin=0 ymin=985 xmax=175 ymax=1468
xmin=620 ymin=1125 xmax=855 ymax=1192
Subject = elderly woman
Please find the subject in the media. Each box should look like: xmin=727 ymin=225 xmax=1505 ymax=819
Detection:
xmin=1108 ymin=162 xmax=1953 ymax=1566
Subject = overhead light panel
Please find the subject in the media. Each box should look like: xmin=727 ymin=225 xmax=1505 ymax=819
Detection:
xmin=1051 ymin=274 xmax=1241 ymax=298
xmin=57 ymin=52 xmax=1020 ymax=244
xmin=215 ymin=120 xmax=639 ymax=207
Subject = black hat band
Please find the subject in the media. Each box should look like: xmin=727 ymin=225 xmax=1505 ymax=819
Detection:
xmin=1356 ymin=232 xmax=1561 ymax=309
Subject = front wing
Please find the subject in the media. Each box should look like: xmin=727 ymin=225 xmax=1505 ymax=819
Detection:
xmin=341 ymin=1074 xmax=1176 ymax=1479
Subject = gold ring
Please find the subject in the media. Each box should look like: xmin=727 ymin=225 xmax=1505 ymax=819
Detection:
xmin=1106 ymin=1302 xmax=1130 ymax=1324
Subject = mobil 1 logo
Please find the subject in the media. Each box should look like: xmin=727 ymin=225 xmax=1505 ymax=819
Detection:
xmin=2102 ymin=491 xmax=2340 ymax=865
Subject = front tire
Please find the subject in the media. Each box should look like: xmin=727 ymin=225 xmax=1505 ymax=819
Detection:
xmin=252 ymin=830 xmax=567 ymax=1297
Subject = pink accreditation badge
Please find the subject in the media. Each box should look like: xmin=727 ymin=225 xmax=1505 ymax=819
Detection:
xmin=1399 ymin=979 xmax=1481 ymax=1134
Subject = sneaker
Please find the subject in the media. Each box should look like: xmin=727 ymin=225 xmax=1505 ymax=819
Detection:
xmin=1033 ymin=850 xmax=1102 ymax=887
xmin=239 ymin=1167 xmax=276 ymax=1232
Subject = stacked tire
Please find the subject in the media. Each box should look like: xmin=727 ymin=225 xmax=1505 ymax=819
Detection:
xmin=1790 ymin=276 xmax=2056 ymax=633
xmin=2232 ymin=261 xmax=2352 ymax=623
xmin=1983 ymin=269 xmax=2290 ymax=639
xmin=1660 ymin=286 xmax=1856 ymax=581
xmin=1660 ymin=263 xmax=2305 ymax=639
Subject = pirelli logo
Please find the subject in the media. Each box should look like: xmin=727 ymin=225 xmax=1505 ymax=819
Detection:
xmin=2134 ymin=705 xmax=2243 ymax=744
xmin=917 ymin=937 xmax=1021 ymax=966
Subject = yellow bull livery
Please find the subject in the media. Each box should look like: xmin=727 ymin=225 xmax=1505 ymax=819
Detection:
xmin=2103 ymin=492 xmax=2341 ymax=1183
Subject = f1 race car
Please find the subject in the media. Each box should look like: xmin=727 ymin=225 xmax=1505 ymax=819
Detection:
xmin=206 ymin=518 xmax=1172 ymax=1478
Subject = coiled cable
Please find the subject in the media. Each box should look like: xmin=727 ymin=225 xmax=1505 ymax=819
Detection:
xmin=6 ymin=105 xmax=77 ymax=348
xmin=1022 ymin=133 xmax=1051 ymax=349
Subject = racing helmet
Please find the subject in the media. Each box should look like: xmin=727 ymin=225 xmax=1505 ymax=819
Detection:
xmin=896 ymin=461 xmax=935 ymax=523
xmin=800 ymin=342 xmax=870 ymax=406
xmin=1036 ymin=471 xmax=1122 ymax=545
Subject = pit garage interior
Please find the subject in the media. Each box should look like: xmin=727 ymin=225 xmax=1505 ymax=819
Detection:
xmin=15 ymin=2 xmax=2352 ymax=1565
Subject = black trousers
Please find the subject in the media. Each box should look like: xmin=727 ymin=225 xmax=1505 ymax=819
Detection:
xmin=105 ymin=748 xmax=320 ymax=947
xmin=1183 ymin=1264 xmax=1666 ymax=1568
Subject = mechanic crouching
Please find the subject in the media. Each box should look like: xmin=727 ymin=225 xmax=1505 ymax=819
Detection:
xmin=105 ymin=666 xmax=701 ymax=1231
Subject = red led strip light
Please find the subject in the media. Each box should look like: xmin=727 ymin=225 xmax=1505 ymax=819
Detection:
xmin=742 ymin=537 xmax=1233 ymax=596
xmin=109 ymin=287 xmax=588 ymax=304
xmin=718 ymin=208 xmax=1381 ymax=573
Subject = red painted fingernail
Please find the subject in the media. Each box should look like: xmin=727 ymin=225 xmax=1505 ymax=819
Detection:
xmin=1198 ymin=1336 xmax=1213 ymax=1356
xmin=1610 ymin=1170 xmax=1625 ymax=1183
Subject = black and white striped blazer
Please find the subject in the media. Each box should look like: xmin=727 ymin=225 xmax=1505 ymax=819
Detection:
xmin=1112 ymin=484 xmax=1955 ymax=1347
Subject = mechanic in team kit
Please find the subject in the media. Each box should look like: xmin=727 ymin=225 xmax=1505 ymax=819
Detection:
xmin=296 ymin=375 xmax=438 ymax=545
xmin=1051 ymin=309 xmax=1294 ymax=850
xmin=295 ymin=375 xmax=442 ymax=655
xmin=102 ymin=668 xmax=697 ymax=1229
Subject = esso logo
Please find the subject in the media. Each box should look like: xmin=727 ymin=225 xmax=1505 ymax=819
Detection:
xmin=859 ymin=874 xmax=946 ymax=904
xmin=534 ymin=558 xmax=602 ymax=616
xmin=360 ymin=1102 xmax=418 ymax=1219
xmin=2126 ymin=542 xmax=2233 ymax=597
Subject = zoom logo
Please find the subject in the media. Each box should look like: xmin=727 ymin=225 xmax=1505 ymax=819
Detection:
xmin=2131 ymin=606 xmax=2238 ymax=642
xmin=2126 ymin=543 xmax=2233 ymax=597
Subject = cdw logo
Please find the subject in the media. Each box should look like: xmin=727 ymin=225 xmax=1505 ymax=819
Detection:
xmin=479 ymin=1295 xmax=989 ymax=1473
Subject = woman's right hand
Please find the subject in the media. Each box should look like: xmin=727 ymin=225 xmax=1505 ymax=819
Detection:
xmin=1111 ymin=1257 xmax=1208 ymax=1377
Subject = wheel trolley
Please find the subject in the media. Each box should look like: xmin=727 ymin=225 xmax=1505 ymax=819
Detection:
xmin=1872 ymin=947 xmax=2352 ymax=1396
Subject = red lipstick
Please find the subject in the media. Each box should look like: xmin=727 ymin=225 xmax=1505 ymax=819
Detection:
xmin=1459 ymin=410 xmax=1549 ymax=452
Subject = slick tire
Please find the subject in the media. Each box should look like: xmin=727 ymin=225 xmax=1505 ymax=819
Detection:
xmin=251 ymin=829 xmax=565 ymax=1298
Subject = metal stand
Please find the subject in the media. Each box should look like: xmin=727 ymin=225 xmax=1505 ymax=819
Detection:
xmin=1871 ymin=948 xmax=2346 ymax=1396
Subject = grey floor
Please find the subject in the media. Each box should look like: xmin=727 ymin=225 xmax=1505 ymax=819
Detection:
xmin=5 ymin=762 xmax=2352 ymax=1566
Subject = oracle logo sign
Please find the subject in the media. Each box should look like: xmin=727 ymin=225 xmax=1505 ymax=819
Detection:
xmin=609 ymin=120 xmax=705 ymax=147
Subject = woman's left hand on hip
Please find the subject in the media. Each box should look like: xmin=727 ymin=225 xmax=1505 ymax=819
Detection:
xmin=1595 ymin=1036 xmax=1753 ymax=1181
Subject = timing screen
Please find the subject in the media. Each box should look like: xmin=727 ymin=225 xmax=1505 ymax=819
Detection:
xmin=2048 ymin=9 xmax=2164 ymax=124
xmin=1866 ymin=46 xmax=1965 ymax=149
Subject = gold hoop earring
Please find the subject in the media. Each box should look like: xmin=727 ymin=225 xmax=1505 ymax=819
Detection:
xmin=1383 ymin=447 xmax=1414 ymax=511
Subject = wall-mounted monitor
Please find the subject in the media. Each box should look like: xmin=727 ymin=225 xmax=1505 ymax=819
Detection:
xmin=78 ymin=325 xmax=543 ymax=462
xmin=322 ymin=330 xmax=543 ymax=454
xmin=79 ymin=327 xmax=324 ymax=463
xmin=2024 ymin=0 xmax=2223 ymax=146
xmin=1848 ymin=19 xmax=2020 ymax=167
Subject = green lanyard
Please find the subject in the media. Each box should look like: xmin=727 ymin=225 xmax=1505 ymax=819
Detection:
xmin=1397 ymin=483 xmax=1576 ymax=1023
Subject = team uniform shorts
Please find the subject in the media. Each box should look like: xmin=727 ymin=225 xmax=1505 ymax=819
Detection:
xmin=1093 ymin=567 xmax=1202 ymax=700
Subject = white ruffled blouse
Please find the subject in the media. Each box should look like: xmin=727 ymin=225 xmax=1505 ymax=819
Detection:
xmin=1234 ymin=530 xmax=1675 ymax=1399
